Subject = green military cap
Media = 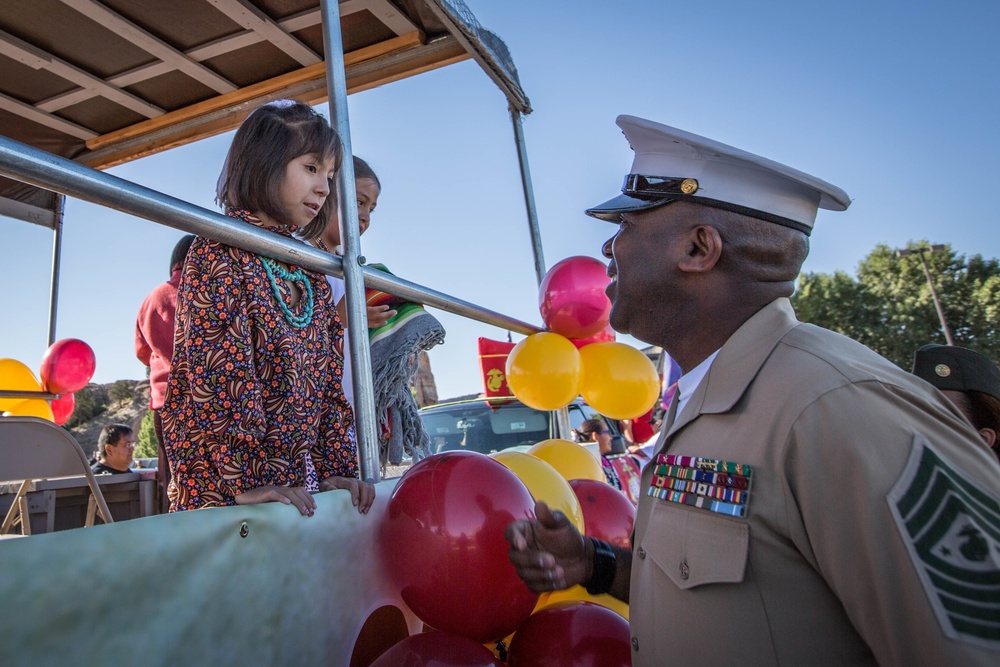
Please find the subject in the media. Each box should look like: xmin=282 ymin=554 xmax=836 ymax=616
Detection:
xmin=911 ymin=345 xmax=1000 ymax=400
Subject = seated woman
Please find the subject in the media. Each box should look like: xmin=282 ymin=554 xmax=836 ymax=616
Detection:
xmin=576 ymin=417 xmax=642 ymax=505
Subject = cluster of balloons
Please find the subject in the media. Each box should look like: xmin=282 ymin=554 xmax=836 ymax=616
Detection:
xmin=506 ymin=256 xmax=660 ymax=420
xmin=0 ymin=339 xmax=96 ymax=425
xmin=376 ymin=441 xmax=634 ymax=664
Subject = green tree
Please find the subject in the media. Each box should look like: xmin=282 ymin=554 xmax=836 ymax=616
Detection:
xmin=792 ymin=241 xmax=1000 ymax=369
xmin=135 ymin=409 xmax=158 ymax=459
xmin=108 ymin=380 xmax=134 ymax=404
xmin=64 ymin=385 xmax=107 ymax=429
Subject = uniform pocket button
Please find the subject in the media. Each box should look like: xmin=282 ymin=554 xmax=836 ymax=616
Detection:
xmin=637 ymin=547 xmax=646 ymax=559
xmin=631 ymin=636 xmax=639 ymax=651
xmin=680 ymin=559 xmax=690 ymax=580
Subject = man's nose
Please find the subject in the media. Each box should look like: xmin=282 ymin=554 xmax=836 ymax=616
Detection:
xmin=601 ymin=236 xmax=614 ymax=259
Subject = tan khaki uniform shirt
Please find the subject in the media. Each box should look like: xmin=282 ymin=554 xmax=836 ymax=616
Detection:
xmin=630 ymin=298 xmax=1000 ymax=666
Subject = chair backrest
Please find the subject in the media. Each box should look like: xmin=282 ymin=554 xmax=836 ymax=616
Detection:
xmin=0 ymin=416 xmax=98 ymax=483
xmin=0 ymin=416 xmax=113 ymax=526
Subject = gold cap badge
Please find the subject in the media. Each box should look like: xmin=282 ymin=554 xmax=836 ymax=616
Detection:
xmin=680 ymin=178 xmax=699 ymax=195
xmin=935 ymin=364 xmax=951 ymax=378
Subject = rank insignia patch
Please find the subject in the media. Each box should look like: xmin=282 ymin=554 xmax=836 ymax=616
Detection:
xmin=888 ymin=436 xmax=1000 ymax=649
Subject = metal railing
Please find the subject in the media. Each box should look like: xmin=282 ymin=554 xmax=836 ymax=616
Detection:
xmin=0 ymin=134 xmax=543 ymax=481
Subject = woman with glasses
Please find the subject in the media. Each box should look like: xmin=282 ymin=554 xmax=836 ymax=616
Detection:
xmin=576 ymin=418 xmax=642 ymax=505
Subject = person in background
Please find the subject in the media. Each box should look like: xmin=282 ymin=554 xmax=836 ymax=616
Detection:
xmin=912 ymin=344 xmax=1000 ymax=463
xmin=505 ymin=114 xmax=1000 ymax=665
xmin=313 ymin=156 xmax=395 ymax=416
xmin=135 ymin=233 xmax=195 ymax=512
xmin=577 ymin=417 xmax=642 ymax=505
xmin=162 ymin=100 xmax=374 ymax=516
xmin=91 ymin=424 xmax=136 ymax=475
xmin=619 ymin=406 xmax=659 ymax=451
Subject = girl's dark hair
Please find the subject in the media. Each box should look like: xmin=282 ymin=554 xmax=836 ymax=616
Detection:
xmin=169 ymin=234 xmax=196 ymax=275
xmin=352 ymin=156 xmax=380 ymax=191
xmin=217 ymin=101 xmax=343 ymax=241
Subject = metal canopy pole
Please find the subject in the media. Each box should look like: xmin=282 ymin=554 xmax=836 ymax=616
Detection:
xmin=320 ymin=0 xmax=380 ymax=483
xmin=509 ymin=105 xmax=570 ymax=437
xmin=510 ymin=106 xmax=546 ymax=286
xmin=47 ymin=194 xmax=65 ymax=346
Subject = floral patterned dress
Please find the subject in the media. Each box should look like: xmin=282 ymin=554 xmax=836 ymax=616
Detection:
xmin=161 ymin=210 xmax=357 ymax=511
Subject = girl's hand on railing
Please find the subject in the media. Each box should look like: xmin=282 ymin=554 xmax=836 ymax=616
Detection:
xmin=234 ymin=485 xmax=316 ymax=516
xmin=319 ymin=476 xmax=376 ymax=514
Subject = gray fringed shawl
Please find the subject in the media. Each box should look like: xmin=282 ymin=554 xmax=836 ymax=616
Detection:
xmin=367 ymin=273 xmax=445 ymax=467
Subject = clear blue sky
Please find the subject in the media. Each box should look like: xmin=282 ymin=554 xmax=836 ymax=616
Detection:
xmin=2 ymin=0 xmax=998 ymax=400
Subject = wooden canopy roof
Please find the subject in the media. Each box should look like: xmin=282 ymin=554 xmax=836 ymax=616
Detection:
xmin=0 ymin=0 xmax=530 ymax=226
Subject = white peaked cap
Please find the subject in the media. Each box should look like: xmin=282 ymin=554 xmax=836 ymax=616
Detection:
xmin=586 ymin=115 xmax=850 ymax=234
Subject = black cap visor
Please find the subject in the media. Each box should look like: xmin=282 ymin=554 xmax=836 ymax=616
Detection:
xmin=585 ymin=192 xmax=678 ymax=222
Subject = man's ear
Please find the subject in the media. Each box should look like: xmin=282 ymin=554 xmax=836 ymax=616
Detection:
xmin=978 ymin=427 xmax=997 ymax=448
xmin=678 ymin=225 xmax=722 ymax=273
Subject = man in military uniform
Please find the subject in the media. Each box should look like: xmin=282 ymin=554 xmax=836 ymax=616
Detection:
xmin=912 ymin=344 xmax=1000 ymax=463
xmin=506 ymin=115 xmax=1000 ymax=665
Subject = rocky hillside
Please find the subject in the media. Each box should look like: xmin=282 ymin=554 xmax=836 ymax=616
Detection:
xmin=67 ymin=380 xmax=150 ymax=456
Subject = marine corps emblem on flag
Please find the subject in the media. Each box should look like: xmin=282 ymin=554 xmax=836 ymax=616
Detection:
xmin=888 ymin=437 xmax=1000 ymax=649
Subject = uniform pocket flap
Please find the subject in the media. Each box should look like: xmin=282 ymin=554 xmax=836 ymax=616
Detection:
xmin=643 ymin=505 xmax=750 ymax=590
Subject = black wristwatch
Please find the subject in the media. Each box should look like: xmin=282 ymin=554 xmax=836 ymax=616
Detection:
xmin=584 ymin=538 xmax=617 ymax=595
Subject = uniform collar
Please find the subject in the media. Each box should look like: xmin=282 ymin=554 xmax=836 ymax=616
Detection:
xmin=665 ymin=297 xmax=800 ymax=437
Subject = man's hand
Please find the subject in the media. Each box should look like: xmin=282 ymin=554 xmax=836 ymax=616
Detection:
xmin=505 ymin=501 xmax=591 ymax=592
xmin=319 ymin=476 xmax=376 ymax=514
xmin=234 ymin=485 xmax=316 ymax=516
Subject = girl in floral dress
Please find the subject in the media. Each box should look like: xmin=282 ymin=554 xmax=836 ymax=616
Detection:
xmin=161 ymin=100 xmax=374 ymax=516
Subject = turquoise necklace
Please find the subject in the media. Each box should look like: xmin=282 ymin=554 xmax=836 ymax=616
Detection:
xmin=258 ymin=255 xmax=314 ymax=329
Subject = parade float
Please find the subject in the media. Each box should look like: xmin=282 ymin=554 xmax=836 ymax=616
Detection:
xmin=0 ymin=2 xmax=659 ymax=663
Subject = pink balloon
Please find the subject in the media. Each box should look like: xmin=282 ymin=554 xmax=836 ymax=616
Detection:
xmin=40 ymin=339 xmax=96 ymax=394
xmin=570 ymin=323 xmax=616 ymax=349
xmin=50 ymin=392 xmax=76 ymax=426
xmin=539 ymin=257 xmax=611 ymax=339
xmin=379 ymin=452 xmax=539 ymax=643
xmin=371 ymin=632 xmax=504 ymax=667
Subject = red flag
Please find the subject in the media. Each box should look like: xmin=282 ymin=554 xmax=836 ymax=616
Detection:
xmin=477 ymin=337 xmax=515 ymax=399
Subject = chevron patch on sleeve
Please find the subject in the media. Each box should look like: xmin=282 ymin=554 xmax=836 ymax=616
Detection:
xmin=888 ymin=436 xmax=1000 ymax=649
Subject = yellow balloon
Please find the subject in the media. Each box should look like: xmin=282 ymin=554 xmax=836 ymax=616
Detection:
xmin=4 ymin=398 xmax=55 ymax=421
xmin=505 ymin=332 xmax=581 ymax=411
xmin=0 ymin=358 xmax=45 ymax=410
xmin=492 ymin=451 xmax=585 ymax=533
xmin=527 ymin=438 xmax=605 ymax=483
xmin=579 ymin=342 xmax=660 ymax=420
xmin=538 ymin=586 xmax=630 ymax=620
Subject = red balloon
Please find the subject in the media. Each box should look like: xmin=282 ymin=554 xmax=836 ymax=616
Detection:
xmin=569 ymin=323 xmax=616 ymax=349
xmin=39 ymin=339 xmax=96 ymax=394
xmin=507 ymin=602 xmax=631 ymax=667
xmin=371 ymin=632 xmax=505 ymax=667
xmin=539 ymin=256 xmax=611 ymax=339
xmin=569 ymin=479 xmax=636 ymax=549
xmin=50 ymin=392 xmax=76 ymax=426
xmin=379 ymin=452 xmax=539 ymax=643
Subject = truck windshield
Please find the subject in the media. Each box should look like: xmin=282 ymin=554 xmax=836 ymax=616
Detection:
xmin=420 ymin=402 xmax=551 ymax=455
